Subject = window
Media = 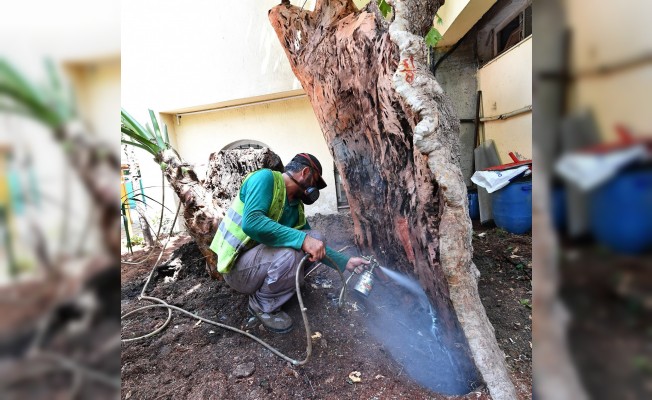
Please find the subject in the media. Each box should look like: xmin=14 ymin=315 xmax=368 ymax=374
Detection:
xmin=495 ymin=5 xmax=531 ymax=56
xmin=334 ymin=164 xmax=349 ymax=209
xmin=222 ymin=140 xmax=269 ymax=151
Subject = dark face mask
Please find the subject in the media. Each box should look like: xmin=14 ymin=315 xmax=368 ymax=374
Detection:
xmin=285 ymin=171 xmax=320 ymax=205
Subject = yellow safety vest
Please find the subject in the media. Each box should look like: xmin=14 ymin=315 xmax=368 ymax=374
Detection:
xmin=210 ymin=170 xmax=306 ymax=274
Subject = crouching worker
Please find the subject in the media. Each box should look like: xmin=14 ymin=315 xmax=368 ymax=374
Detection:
xmin=209 ymin=153 xmax=369 ymax=333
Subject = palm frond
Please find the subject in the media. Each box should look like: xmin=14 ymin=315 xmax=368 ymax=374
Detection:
xmin=0 ymin=58 xmax=72 ymax=128
xmin=121 ymin=108 xmax=156 ymax=142
xmin=121 ymin=108 xmax=171 ymax=157
xmin=121 ymin=125 xmax=160 ymax=156
xmin=121 ymin=139 xmax=159 ymax=155
xmin=148 ymin=109 xmax=165 ymax=149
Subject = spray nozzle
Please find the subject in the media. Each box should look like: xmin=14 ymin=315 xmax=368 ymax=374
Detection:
xmin=351 ymin=256 xmax=382 ymax=297
xmin=361 ymin=255 xmax=380 ymax=273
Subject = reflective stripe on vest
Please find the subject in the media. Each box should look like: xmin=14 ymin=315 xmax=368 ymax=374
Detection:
xmin=209 ymin=169 xmax=306 ymax=274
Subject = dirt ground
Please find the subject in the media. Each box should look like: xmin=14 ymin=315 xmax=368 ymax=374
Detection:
xmin=560 ymin=244 xmax=652 ymax=400
xmin=0 ymin=261 xmax=121 ymax=399
xmin=121 ymin=212 xmax=532 ymax=399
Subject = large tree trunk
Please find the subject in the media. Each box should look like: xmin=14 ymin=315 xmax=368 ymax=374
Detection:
xmin=269 ymin=1 xmax=517 ymax=398
xmin=156 ymin=147 xmax=283 ymax=279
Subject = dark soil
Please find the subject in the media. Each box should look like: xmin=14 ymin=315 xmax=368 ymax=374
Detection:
xmin=472 ymin=222 xmax=533 ymax=399
xmin=121 ymin=212 xmax=532 ymax=399
xmin=560 ymin=245 xmax=652 ymax=400
xmin=0 ymin=262 xmax=120 ymax=399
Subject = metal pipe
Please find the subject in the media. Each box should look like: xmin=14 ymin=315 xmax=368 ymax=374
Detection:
xmin=474 ymin=91 xmax=482 ymax=147
xmin=175 ymin=94 xmax=308 ymax=120
xmin=480 ymin=105 xmax=532 ymax=122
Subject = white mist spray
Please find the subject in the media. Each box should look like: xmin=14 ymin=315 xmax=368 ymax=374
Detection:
xmin=362 ymin=265 xmax=474 ymax=394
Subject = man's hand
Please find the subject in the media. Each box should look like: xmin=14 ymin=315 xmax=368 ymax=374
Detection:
xmin=345 ymin=257 xmax=371 ymax=274
xmin=302 ymin=235 xmax=325 ymax=262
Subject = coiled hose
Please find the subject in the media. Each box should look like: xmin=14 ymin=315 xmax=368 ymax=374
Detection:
xmin=121 ymin=207 xmax=348 ymax=366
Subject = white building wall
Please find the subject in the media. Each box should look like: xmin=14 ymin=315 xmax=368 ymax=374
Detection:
xmin=121 ymin=0 xmax=311 ymax=116
xmin=566 ymin=0 xmax=652 ymax=139
xmin=478 ymin=36 xmax=532 ymax=162
xmin=172 ymin=96 xmax=338 ymax=216
xmin=122 ymin=0 xmax=345 ymax=218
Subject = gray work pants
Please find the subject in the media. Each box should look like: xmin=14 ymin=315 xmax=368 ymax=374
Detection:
xmin=223 ymin=230 xmax=324 ymax=313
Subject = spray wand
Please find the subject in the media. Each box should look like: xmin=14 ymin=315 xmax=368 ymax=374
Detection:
xmin=344 ymin=255 xmax=380 ymax=297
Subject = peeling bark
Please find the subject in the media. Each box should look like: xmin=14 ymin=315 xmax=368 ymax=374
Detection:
xmin=390 ymin=0 xmax=518 ymax=398
xmin=269 ymin=0 xmax=516 ymax=397
xmin=205 ymin=148 xmax=284 ymax=212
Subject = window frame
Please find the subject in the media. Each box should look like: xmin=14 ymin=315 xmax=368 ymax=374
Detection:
xmin=493 ymin=2 xmax=532 ymax=57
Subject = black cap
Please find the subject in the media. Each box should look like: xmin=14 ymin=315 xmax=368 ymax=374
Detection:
xmin=291 ymin=153 xmax=327 ymax=189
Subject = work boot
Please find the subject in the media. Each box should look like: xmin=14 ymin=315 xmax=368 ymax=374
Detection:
xmin=248 ymin=305 xmax=293 ymax=334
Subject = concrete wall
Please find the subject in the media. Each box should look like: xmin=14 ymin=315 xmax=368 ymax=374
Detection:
xmin=434 ymin=0 xmax=532 ymax=181
xmin=478 ymin=36 xmax=532 ymax=162
xmin=171 ymin=96 xmax=338 ymax=216
xmin=433 ymin=34 xmax=479 ymax=186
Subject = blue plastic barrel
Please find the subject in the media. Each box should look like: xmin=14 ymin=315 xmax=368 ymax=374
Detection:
xmin=551 ymin=186 xmax=567 ymax=231
xmin=590 ymin=168 xmax=652 ymax=254
xmin=468 ymin=191 xmax=480 ymax=220
xmin=492 ymin=178 xmax=532 ymax=234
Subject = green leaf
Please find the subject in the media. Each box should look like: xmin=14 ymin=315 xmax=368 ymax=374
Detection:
xmin=163 ymin=124 xmax=170 ymax=146
xmin=0 ymin=60 xmax=64 ymax=128
xmin=121 ymin=108 xmax=156 ymax=142
xmin=377 ymin=0 xmax=391 ymax=18
xmin=148 ymin=108 xmax=165 ymax=149
xmin=425 ymin=27 xmax=443 ymax=47
xmin=0 ymin=60 xmax=46 ymax=108
xmin=121 ymin=139 xmax=158 ymax=156
xmin=436 ymin=13 xmax=443 ymax=25
xmin=120 ymin=127 xmax=159 ymax=155
xmin=145 ymin=122 xmax=155 ymax=138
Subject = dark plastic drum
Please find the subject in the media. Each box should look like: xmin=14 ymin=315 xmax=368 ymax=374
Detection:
xmin=590 ymin=168 xmax=652 ymax=254
xmin=468 ymin=191 xmax=480 ymax=220
xmin=492 ymin=178 xmax=532 ymax=234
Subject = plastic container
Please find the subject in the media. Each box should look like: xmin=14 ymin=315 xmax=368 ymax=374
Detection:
xmin=468 ymin=190 xmax=480 ymax=220
xmin=589 ymin=167 xmax=652 ymax=254
xmin=491 ymin=177 xmax=532 ymax=234
xmin=551 ymin=186 xmax=567 ymax=231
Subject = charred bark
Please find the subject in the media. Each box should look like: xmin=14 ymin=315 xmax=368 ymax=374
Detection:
xmin=204 ymin=148 xmax=284 ymax=212
xmin=269 ymin=0 xmax=516 ymax=398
